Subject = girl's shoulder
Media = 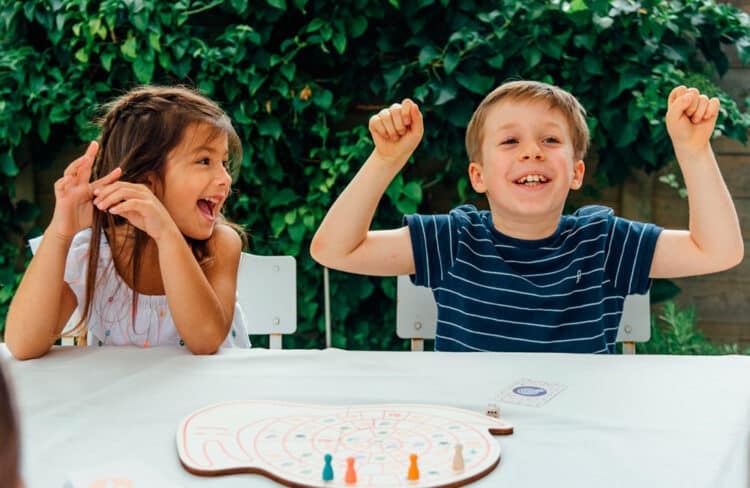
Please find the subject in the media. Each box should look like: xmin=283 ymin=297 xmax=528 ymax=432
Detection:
xmin=61 ymin=228 xmax=112 ymax=287
xmin=69 ymin=228 xmax=112 ymax=259
xmin=207 ymin=223 xmax=243 ymax=254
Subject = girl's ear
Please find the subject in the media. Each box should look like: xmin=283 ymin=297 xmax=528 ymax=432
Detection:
xmin=145 ymin=172 xmax=163 ymax=197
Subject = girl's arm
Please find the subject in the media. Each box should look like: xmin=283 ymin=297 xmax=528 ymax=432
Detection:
xmin=4 ymin=232 xmax=78 ymax=359
xmin=157 ymin=223 xmax=241 ymax=354
xmin=93 ymin=178 xmax=239 ymax=354
xmin=310 ymin=99 xmax=422 ymax=276
xmin=649 ymin=87 xmax=744 ymax=278
xmin=6 ymin=142 xmax=121 ymax=359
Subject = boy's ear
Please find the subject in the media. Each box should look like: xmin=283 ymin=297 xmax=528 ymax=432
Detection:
xmin=570 ymin=160 xmax=585 ymax=190
xmin=468 ymin=161 xmax=487 ymax=193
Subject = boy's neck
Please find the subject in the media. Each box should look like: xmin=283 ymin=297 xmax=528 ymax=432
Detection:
xmin=489 ymin=210 xmax=561 ymax=241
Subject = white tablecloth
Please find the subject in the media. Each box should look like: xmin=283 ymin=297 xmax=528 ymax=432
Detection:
xmin=3 ymin=345 xmax=750 ymax=487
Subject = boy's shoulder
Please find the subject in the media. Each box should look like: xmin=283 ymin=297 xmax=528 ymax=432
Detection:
xmin=449 ymin=204 xmax=487 ymax=224
xmin=407 ymin=204 xmax=488 ymax=228
xmin=567 ymin=205 xmax=615 ymax=224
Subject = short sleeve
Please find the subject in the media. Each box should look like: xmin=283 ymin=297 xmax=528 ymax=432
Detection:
xmin=64 ymin=229 xmax=96 ymax=298
xmin=604 ymin=216 xmax=663 ymax=295
xmin=28 ymin=229 xmax=94 ymax=299
xmin=403 ymin=212 xmax=460 ymax=288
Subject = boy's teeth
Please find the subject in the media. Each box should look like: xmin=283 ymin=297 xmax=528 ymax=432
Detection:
xmin=516 ymin=175 xmax=548 ymax=184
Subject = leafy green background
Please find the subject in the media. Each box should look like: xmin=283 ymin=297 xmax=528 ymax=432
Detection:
xmin=1 ymin=0 xmax=749 ymax=350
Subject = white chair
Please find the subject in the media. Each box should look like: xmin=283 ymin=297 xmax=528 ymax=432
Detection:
xmin=396 ymin=275 xmax=650 ymax=354
xmin=237 ymin=252 xmax=297 ymax=349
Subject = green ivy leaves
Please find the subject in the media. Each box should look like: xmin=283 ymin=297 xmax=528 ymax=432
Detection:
xmin=1 ymin=0 xmax=749 ymax=349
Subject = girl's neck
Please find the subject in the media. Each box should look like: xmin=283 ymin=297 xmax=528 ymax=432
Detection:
xmin=106 ymin=225 xmax=165 ymax=296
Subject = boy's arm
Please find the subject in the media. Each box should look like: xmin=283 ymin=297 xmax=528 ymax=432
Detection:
xmin=650 ymin=86 xmax=744 ymax=278
xmin=310 ymin=100 xmax=424 ymax=276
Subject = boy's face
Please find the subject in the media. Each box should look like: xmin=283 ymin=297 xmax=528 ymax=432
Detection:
xmin=469 ymin=98 xmax=585 ymax=227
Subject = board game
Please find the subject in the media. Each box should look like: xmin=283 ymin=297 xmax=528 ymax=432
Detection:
xmin=177 ymin=401 xmax=513 ymax=487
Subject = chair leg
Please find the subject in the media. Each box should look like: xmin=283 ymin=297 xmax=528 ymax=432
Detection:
xmin=622 ymin=341 xmax=635 ymax=355
xmin=411 ymin=338 xmax=424 ymax=352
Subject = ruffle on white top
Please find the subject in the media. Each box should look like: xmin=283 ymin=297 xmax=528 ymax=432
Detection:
xmin=29 ymin=229 xmax=250 ymax=349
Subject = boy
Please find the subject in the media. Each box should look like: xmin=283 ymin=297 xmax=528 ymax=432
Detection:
xmin=310 ymin=81 xmax=743 ymax=353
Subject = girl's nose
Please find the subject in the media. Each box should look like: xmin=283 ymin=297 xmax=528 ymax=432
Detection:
xmin=217 ymin=164 xmax=232 ymax=186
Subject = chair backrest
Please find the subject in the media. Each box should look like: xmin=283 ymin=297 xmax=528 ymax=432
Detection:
xmin=396 ymin=275 xmax=650 ymax=353
xmin=237 ymin=252 xmax=297 ymax=349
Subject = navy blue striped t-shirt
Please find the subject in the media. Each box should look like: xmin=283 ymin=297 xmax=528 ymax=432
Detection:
xmin=404 ymin=205 xmax=662 ymax=353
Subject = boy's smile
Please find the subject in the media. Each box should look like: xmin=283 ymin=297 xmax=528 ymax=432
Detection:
xmin=469 ymin=98 xmax=585 ymax=239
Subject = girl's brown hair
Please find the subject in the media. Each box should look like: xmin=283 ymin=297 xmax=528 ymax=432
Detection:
xmin=71 ymin=86 xmax=244 ymax=342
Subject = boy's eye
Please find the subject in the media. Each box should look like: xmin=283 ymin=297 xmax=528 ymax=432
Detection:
xmin=543 ymin=137 xmax=560 ymax=144
xmin=198 ymin=158 xmax=211 ymax=165
xmin=222 ymin=160 xmax=231 ymax=170
xmin=500 ymin=138 xmax=518 ymax=145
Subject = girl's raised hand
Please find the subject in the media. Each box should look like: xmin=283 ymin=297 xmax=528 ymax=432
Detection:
xmin=369 ymin=99 xmax=424 ymax=166
xmin=92 ymin=182 xmax=177 ymax=242
xmin=48 ymin=142 xmax=122 ymax=240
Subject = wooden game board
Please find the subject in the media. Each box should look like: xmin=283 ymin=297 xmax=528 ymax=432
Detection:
xmin=177 ymin=400 xmax=513 ymax=487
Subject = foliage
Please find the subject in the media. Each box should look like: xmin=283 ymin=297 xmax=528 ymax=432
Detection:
xmin=637 ymin=301 xmax=750 ymax=355
xmin=1 ymin=0 xmax=749 ymax=349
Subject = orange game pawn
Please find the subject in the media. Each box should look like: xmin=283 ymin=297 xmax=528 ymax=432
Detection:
xmin=407 ymin=453 xmax=419 ymax=481
xmin=345 ymin=456 xmax=357 ymax=485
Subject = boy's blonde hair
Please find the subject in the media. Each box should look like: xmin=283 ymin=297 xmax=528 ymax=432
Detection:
xmin=465 ymin=80 xmax=590 ymax=163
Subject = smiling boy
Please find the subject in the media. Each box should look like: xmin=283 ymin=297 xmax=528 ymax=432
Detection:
xmin=310 ymin=81 xmax=743 ymax=353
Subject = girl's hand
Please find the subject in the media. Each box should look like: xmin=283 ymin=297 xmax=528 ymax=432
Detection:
xmin=369 ymin=98 xmax=424 ymax=166
xmin=666 ymin=86 xmax=720 ymax=154
xmin=92 ymin=181 xmax=178 ymax=241
xmin=48 ymin=142 xmax=122 ymax=240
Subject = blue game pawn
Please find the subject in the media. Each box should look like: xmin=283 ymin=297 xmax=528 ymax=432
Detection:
xmin=322 ymin=453 xmax=334 ymax=481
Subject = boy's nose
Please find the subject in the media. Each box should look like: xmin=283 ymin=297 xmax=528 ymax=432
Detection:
xmin=519 ymin=144 xmax=544 ymax=161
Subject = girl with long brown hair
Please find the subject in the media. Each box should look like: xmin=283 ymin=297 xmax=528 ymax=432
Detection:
xmin=6 ymin=86 xmax=250 ymax=358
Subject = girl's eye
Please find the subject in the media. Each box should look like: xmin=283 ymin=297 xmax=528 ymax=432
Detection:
xmin=222 ymin=160 xmax=231 ymax=170
xmin=500 ymin=138 xmax=518 ymax=145
xmin=198 ymin=158 xmax=211 ymax=165
xmin=543 ymin=137 xmax=560 ymax=144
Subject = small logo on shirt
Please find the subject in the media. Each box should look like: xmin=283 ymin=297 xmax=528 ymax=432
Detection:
xmin=576 ymin=269 xmax=582 ymax=284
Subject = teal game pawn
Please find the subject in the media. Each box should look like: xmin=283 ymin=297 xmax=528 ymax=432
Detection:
xmin=322 ymin=453 xmax=334 ymax=481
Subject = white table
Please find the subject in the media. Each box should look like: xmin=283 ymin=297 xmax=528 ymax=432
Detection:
xmin=3 ymin=345 xmax=750 ymax=487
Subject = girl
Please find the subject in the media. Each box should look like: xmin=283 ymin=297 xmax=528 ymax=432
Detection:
xmin=5 ymin=86 xmax=250 ymax=358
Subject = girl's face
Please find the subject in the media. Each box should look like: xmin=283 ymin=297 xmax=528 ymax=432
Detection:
xmin=157 ymin=123 xmax=232 ymax=240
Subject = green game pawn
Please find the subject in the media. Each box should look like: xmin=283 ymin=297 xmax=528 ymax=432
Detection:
xmin=322 ymin=453 xmax=334 ymax=481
